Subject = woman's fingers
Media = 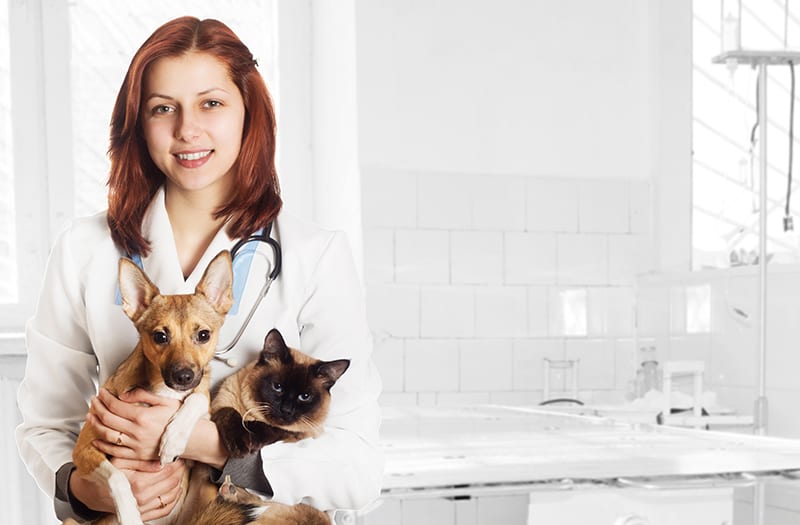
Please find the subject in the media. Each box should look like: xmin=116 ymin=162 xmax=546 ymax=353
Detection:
xmin=139 ymin=480 xmax=184 ymax=521
xmin=90 ymin=396 xmax=136 ymax=437
xmin=97 ymin=388 xmax=142 ymax=421
xmin=131 ymin=460 xmax=186 ymax=521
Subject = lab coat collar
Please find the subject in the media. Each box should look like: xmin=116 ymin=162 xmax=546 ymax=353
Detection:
xmin=140 ymin=186 xmax=236 ymax=295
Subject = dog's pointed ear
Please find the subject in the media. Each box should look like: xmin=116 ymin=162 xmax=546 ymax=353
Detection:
xmin=118 ymin=258 xmax=160 ymax=321
xmin=196 ymin=250 xmax=234 ymax=315
xmin=259 ymin=328 xmax=289 ymax=365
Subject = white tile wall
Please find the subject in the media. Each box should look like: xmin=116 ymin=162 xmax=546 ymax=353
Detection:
xmin=420 ymin=286 xmax=475 ymax=338
xmin=404 ymin=339 xmax=459 ymax=392
xmin=526 ymin=178 xmax=578 ymax=232
xmin=474 ymin=286 xmax=527 ymax=338
xmin=557 ymin=233 xmax=608 ymax=285
xmin=362 ymin=169 xmax=654 ymax=406
xmin=460 ymin=339 xmax=514 ymax=391
xmin=451 ymin=231 xmax=503 ymax=284
xmin=366 ymin=284 xmax=420 ymax=338
xmin=504 ymin=232 xmax=557 ymax=284
xmin=578 ymin=179 xmax=630 ymax=233
xmin=395 ymin=230 xmax=449 ymax=283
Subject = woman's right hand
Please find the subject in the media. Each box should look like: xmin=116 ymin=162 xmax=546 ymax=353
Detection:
xmin=69 ymin=458 xmax=186 ymax=522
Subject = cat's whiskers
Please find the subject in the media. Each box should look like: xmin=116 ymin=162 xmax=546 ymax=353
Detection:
xmin=241 ymin=405 xmax=271 ymax=433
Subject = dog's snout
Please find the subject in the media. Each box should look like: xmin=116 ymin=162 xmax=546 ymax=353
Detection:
xmin=166 ymin=363 xmax=198 ymax=390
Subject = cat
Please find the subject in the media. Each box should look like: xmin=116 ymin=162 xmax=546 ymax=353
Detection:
xmin=187 ymin=328 xmax=349 ymax=524
xmin=211 ymin=327 xmax=350 ymax=456
xmin=192 ymin=475 xmax=330 ymax=525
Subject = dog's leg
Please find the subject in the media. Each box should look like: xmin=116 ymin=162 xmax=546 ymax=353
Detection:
xmin=159 ymin=392 xmax=209 ymax=465
xmin=91 ymin=459 xmax=143 ymax=525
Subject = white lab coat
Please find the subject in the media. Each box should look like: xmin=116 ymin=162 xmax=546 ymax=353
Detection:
xmin=15 ymin=187 xmax=383 ymax=516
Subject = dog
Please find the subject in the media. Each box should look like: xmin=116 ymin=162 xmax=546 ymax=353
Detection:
xmin=68 ymin=250 xmax=233 ymax=525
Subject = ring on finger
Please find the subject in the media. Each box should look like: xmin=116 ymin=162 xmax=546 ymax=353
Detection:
xmin=158 ymin=495 xmax=166 ymax=509
xmin=115 ymin=431 xmax=124 ymax=446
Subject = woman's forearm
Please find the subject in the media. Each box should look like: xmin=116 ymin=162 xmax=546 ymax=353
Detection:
xmin=184 ymin=418 xmax=228 ymax=469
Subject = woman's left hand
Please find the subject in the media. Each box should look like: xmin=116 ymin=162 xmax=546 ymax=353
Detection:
xmin=89 ymin=388 xmax=181 ymax=461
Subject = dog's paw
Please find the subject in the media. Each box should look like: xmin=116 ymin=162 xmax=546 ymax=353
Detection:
xmin=159 ymin=421 xmax=190 ymax=465
xmin=159 ymin=392 xmax=208 ymax=465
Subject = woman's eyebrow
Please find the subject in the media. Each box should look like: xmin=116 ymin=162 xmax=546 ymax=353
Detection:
xmin=144 ymin=87 xmax=231 ymax=102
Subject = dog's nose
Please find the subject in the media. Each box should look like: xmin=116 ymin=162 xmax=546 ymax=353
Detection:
xmin=168 ymin=364 xmax=196 ymax=389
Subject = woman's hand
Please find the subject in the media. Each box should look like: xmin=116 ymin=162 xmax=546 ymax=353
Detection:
xmin=88 ymin=388 xmax=181 ymax=461
xmin=69 ymin=458 xmax=186 ymax=521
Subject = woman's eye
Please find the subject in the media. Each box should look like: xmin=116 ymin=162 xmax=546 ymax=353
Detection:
xmin=204 ymin=99 xmax=222 ymax=108
xmin=151 ymin=105 xmax=174 ymax=115
xmin=152 ymin=331 xmax=169 ymax=344
xmin=197 ymin=330 xmax=210 ymax=343
xmin=272 ymin=382 xmax=283 ymax=393
xmin=298 ymin=393 xmax=311 ymax=402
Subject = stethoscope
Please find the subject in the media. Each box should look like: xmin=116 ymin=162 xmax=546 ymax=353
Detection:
xmin=214 ymin=222 xmax=282 ymax=367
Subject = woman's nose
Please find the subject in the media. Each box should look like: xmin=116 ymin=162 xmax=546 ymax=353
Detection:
xmin=175 ymin=110 xmax=202 ymax=141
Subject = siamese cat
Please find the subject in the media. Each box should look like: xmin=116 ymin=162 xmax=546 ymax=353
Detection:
xmin=194 ymin=328 xmax=349 ymax=524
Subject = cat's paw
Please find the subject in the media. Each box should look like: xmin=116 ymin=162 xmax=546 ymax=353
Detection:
xmin=213 ymin=407 xmax=257 ymax=457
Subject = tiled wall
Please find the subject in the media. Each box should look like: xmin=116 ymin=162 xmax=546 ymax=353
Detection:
xmin=362 ymin=168 xmax=654 ymax=407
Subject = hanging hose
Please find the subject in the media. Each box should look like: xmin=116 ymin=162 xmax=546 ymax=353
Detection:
xmin=784 ymin=61 xmax=795 ymax=231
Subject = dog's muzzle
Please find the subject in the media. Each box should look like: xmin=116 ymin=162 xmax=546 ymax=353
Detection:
xmin=164 ymin=363 xmax=201 ymax=391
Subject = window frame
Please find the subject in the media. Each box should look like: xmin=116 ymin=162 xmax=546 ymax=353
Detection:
xmin=3 ymin=0 xmax=74 ymax=334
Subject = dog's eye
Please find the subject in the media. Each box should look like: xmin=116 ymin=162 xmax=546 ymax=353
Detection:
xmin=272 ymin=382 xmax=283 ymax=393
xmin=197 ymin=330 xmax=210 ymax=343
xmin=152 ymin=330 xmax=169 ymax=345
xmin=298 ymin=392 xmax=312 ymax=402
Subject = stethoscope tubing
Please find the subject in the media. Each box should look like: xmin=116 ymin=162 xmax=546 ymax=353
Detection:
xmin=214 ymin=223 xmax=281 ymax=364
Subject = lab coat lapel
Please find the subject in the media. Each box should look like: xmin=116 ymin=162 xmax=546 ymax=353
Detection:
xmin=140 ymin=186 xmax=236 ymax=294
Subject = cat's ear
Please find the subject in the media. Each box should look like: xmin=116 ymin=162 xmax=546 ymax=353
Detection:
xmin=259 ymin=328 xmax=289 ymax=365
xmin=315 ymin=359 xmax=350 ymax=388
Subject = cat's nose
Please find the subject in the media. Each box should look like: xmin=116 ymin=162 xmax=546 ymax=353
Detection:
xmin=280 ymin=404 xmax=295 ymax=418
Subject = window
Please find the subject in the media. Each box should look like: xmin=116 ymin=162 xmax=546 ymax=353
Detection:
xmin=693 ymin=1 xmax=800 ymax=269
xmin=0 ymin=0 xmax=16 ymax=305
xmin=0 ymin=0 xmax=277 ymax=332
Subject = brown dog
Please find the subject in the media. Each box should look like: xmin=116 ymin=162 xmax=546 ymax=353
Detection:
xmin=69 ymin=250 xmax=233 ymax=525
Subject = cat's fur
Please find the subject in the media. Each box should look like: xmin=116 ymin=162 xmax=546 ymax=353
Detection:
xmin=191 ymin=328 xmax=349 ymax=524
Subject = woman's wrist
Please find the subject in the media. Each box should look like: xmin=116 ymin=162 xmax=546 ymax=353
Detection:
xmin=184 ymin=418 xmax=228 ymax=469
xmin=68 ymin=469 xmax=111 ymax=516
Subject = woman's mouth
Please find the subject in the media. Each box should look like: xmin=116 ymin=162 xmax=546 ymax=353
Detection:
xmin=174 ymin=150 xmax=213 ymax=168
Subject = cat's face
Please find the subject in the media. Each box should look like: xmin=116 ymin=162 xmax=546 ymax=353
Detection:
xmin=250 ymin=329 xmax=350 ymax=434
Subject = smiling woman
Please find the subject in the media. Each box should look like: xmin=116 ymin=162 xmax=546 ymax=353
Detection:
xmin=0 ymin=0 xmax=276 ymax=333
xmin=2 ymin=2 xmax=278 ymax=523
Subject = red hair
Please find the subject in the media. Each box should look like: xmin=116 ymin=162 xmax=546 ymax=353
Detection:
xmin=107 ymin=16 xmax=281 ymax=256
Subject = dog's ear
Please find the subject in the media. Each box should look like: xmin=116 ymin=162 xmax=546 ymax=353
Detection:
xmin=196 ymin=250 xmax=234 ymax=315
xmin=118 ymin=258 xmax=160 ymax=321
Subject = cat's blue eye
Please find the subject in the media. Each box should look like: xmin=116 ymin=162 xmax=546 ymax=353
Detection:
xmin=298 ymin=393 xmax=311 ymax=402
xmin=272 ymin=382 xmax=283 ymax=393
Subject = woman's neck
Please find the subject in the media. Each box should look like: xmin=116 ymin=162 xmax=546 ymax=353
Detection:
xmin=164 ymin=185 xmax=228 ymax=279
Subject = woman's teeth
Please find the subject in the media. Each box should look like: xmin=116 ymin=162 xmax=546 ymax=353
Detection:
xmin=176 ymin=151 xmax=211 ymax=161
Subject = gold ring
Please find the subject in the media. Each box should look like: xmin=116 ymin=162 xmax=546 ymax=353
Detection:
xmin=158 ymin=495 xmax=165 ymax=509
xmin=115 ymin=432 xmax=124 ymax=446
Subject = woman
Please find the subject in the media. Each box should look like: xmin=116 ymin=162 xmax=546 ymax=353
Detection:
xmin=16 ymin=16 xmax=382 ymax=523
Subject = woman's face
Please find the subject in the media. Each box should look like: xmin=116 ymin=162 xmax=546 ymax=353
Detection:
xmin=141 ymin=51 xmax=246 ymax=201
